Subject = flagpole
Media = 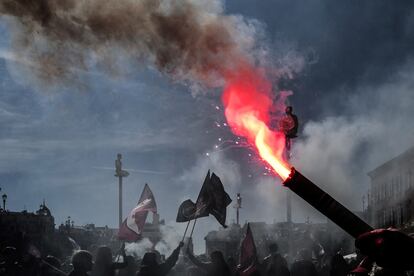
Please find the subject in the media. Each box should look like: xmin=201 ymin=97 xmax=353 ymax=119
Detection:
xmin=41 ymin=260 xmax=68 ymax=276
xmin=189 ymin=218 xmax=197 ymax=238
xmin=181 ymin=220 xmax=191 ymax=242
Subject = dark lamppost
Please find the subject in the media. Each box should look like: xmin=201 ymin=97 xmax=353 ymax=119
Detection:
xmin=234 ymin=193 xmax=242 ymax=226
xmin=2 ymin=193 xmax=7 ymax=210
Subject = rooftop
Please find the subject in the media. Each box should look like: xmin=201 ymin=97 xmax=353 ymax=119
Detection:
xmin=368 ymin=146 xmax=414 ymax=179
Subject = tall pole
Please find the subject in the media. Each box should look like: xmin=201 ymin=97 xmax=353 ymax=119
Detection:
xmin=286 ymin=138 xmax=292 ymax=224
xmin=235 ymin=193 xmax=242 ymax=225
xmin=280 ymin=105 xmax=297 ymax=224
xmin=115 ymin=153 xmax=129 ymax=228
xmin=287 ymin=187 xmax=292 ymax=223
xmin=119 ymin=174 xmax=123 ymax=227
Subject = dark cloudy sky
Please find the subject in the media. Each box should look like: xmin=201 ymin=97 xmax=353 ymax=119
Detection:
xmin=1 ymin=0 xmax=414 ymax=253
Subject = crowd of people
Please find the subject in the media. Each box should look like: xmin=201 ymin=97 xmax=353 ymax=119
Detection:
xmin=1 ymin=228 xmax=413 ymax=276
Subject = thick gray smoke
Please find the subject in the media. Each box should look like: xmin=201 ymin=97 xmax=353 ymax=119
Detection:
xmin=291 ymin=60 xmax=414 ymax=211
xmin=0 ymin=0 xmax=263 ymax=86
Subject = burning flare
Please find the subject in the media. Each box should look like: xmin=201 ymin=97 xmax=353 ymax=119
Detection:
xmin=223 ymin=67 xmax=291 ymax=181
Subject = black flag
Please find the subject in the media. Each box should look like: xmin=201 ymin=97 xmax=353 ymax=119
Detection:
xmin=176 ymin=170 xmax=232 ymax=227
xmin=176 ymin=171 xmax=211 ymax=222
xmin=209 ymin=173 xmax=232 ymax=227
xmin=194 ymin=170 xmax=212 ymax=217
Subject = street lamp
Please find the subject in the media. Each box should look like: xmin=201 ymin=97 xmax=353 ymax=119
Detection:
xmin=2 ymin=193 xmax=7 ymax=210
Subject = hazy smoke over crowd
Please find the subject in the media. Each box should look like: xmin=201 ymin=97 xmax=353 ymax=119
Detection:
xmin=124 ymin=225 xmax=181 ymax=257
xmin=0 ymin=0 xmax=263 ymax=86
xmin=125 ymin=237 xmax=153 ymax=257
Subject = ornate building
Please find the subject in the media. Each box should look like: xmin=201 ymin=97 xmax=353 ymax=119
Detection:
xmin=0 ymin=200 xmax=59 ymax=256
xmin=0 ymin=200 xmax=55 ymax=241
xmin=367 ymin=146 xmax=414 ymax=229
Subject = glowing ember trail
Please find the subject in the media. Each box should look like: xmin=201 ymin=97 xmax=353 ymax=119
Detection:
xmin=223 ymin=67 xmax=291 ymax=181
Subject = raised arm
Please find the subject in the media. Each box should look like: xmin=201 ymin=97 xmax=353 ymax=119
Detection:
xmin=112 ymin=243 xmax=128 ymax=270
xmin=186 ymin=247 xmax=210 ymax=271
xmin=159 ymin=242 xmax=184 ymax=275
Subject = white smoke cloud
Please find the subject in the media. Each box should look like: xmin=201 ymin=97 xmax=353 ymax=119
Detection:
xmin=155 ymin=224 xmax=181 ymax=256
xmin=176 ymin=150 xmax=242 ymax=194
xmin=125 ymin=238 xmax=153 ymax=258
xmin=290 ymin=60 xmax=414 ymax=213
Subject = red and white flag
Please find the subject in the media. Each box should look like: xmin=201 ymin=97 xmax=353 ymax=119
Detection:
xmin=118 ymin=183 xmax=157 ymax=241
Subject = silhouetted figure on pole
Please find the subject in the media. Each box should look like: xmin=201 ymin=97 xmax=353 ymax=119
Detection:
xmin=279 ymin=106 xmax=299 ymax=153
xmin=187 ymin=249 xmax=231 ymax=276
xmin=68 ymin=250 xmax=93 ymax=276
xmin=92 ymin=244 xmax=127 ymax=276
xmin=137 ymin=242 xmax=183 ymax=276
xmin=261 ymin=243 xmax=290 ymax=276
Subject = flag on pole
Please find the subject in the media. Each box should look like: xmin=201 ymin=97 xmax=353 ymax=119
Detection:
xmin=118 ymin=183 xmax=157 ymax=241
xmin=176 ymin=170 xmax=232 ymax=227
xmin=209 ymin=173 xmax=232 ymax=227
xmin=194 ymin=170 xmax=213 ymax=218
xmin=239 ymin=223 xmax=258 ymax=276
xmin=176 ymin=171 xmax=211 ymax=222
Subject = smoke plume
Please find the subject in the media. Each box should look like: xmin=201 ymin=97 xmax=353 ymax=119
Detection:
xmin=291 ymin=60 xmax=414 ymax=210
xmin=0 ymin=0 xmax=263 ymax=86
xmin=154 ymin=224 xmax=181 ymax=256
xmin=125 ymin=237 xmax=153 ymax=258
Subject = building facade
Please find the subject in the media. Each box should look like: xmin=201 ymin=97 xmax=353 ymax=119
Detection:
xmin=0 ymin=201 xmax=55 ymax=242
xmin=367 ymin=146 xmax=414 ymax=229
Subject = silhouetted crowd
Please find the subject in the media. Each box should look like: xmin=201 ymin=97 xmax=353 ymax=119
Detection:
xmin=1 ymin=228 xmax=414 ymax=276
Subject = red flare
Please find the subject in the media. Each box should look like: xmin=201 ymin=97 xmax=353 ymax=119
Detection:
xmin=222 ymin=67 xmax=291 ymax=180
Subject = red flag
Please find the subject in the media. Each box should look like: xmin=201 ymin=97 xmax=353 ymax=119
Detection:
xmin=118 ymin=183 xmax=157 ymax=241
xmin=239 ymin=223 xmax=258 ymax=276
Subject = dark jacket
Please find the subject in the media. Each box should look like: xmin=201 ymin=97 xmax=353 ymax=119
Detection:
xmin=290 ymin=260 xmax=317 ymax=276
xmin=261 ymin=253 xmax=290 ymax=276
xmin=137 ymin=247 xmax=180 ymax=276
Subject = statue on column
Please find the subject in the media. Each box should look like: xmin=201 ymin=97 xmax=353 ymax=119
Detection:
xmin=115 ymin=153 xmax=129 ymax=177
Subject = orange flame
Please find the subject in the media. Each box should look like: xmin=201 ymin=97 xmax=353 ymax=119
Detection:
xmin=222 ymin=68 xmax=291 ymax=181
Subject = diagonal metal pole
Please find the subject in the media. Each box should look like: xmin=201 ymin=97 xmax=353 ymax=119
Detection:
xmin=189 ymin=218 xmax=198 ymax=238
xmin=181 ymin=220 xmax=191 ymax=242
